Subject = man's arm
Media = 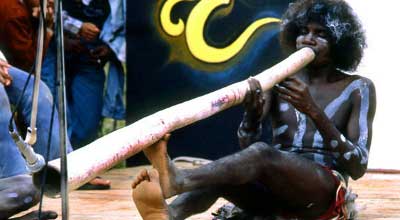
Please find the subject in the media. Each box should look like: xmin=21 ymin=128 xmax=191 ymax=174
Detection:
xmin=62 ymin=11 xmax=83 ymax=35
xmin=3 ymin=16 xmax=53 ymax=72
xmin=63 ymin=12 xmax=100 ymax=41
xmin=309 ymin=78 xmax=376 ymax=180
xmin=3 ymin=17 xmax=37 ymax=71
xmin=237 ymin=78 xmax=271 ymax=148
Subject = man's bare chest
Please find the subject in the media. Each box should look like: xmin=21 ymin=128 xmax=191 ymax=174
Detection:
xmin=270 ymin=78 xmax=363 ymax=146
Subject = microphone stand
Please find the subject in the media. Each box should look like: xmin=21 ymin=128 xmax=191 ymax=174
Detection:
xmin=54 ymin=0 xmax=69 ymax=219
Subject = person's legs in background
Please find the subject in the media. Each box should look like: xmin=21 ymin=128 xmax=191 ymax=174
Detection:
xmin=41 ymin=40 xmax=58 ymax=98
xmin=67 ymin=62 xmax=105 ymax=148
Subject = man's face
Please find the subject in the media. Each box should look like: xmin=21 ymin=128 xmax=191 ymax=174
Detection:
xmin=296 ymin=22 xmax=332 ymax=67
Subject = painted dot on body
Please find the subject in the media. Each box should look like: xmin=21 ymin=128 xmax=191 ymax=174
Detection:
xmin=7 ymin=192 xmax=18 ymax=198
xmin=344 ymin=151 xmax=353 ymax=160
xmin=280 ymin=103 xmax=289 ymax=112
xmin=24 ymin=196 xmax=33 ymax=204
xmin=330 ymin=140 xmax=339 ymax=148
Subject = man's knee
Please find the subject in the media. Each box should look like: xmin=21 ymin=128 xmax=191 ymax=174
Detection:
xmin=38 ymin=82 xmax=54 ymax=106
xmin=248 ymin=142 xmax=280 ymax=160
xmin=2 ymin=175 xmax=40 ymax=212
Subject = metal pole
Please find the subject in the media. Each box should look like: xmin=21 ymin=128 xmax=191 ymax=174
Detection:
xmin=54 ymin=0 xmax=69 ymax=219
xmin=26 ymin=0 xmax=48 ymax=146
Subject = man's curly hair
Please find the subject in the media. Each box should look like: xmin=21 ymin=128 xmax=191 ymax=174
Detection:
xmin=280 ymin=0 xmax=366 ymax=71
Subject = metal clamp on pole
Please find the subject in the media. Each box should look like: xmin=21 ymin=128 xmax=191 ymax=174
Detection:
xmin=25 ymin=127 xmax=38 ymax=146
xmin=9 ymin=129 xmax=45 ymax=173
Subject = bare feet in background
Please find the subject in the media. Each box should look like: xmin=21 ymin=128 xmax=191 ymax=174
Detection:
xmin=131 ymin=169 xmax=169 ymax=220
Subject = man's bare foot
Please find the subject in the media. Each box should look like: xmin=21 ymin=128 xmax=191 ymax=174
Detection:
xmin=10 ymin=210 xmax=57 ymax=220
xmin=132 ymin=169 xmax=169 ymax=220
xmin=143 ymin=134 xmax=181 ymax=198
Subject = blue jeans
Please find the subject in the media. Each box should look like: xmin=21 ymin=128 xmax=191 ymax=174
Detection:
xmin=0 ymin=67 xmax=73 ymax=178
xmin=102 ymin=59 xmax=125 ymax=120
xmin=42 ymin=40 xmax=105 ymax=148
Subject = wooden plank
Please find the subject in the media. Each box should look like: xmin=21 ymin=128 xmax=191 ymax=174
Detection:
xmin=15 ymin=164 xmax=400 ymax=219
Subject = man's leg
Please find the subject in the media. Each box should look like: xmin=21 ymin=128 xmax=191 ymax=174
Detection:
xmin=0 ymin=84 xmax=27 ymax=178
xmin=169 ymin=182 xmax=278 ymax=219
xmin=65 ymin=62 xmax=111 ymax=189
xmin=6 ymin=67 xmax=73 ymax=160
xmin=41 ymin=39 xmax=57 ymax=98
xmin=145 ymin=138 xmax=337 ymax=218
xmin=132 ymin=171 xmax=275 ymax=220
xmin=0 ymin=175 xmax=38 ymax=219
xmin=67 ymin=63 xmax=105 ymax=148
xmin=0 ymin=175 xmax=57 ymax=220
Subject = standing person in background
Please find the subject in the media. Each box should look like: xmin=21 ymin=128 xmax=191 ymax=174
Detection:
xmin=0 ymin=0 xmax=54 ymax=72
xmin=41 ymin=0 xmax=112 ymax=149
xmin=41 ymin=0 xmax=126 ymax=190
xmin=100 ymin=0 xmax=126 ymax=124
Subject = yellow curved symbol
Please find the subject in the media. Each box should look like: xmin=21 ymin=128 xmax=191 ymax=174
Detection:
xmin=160 ymin=0 xmax=281 ymax=63
xmin=160 ymin=0 xmax=193 ymax=36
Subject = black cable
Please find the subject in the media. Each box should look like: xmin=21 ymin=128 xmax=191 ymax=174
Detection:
xmin=8 ymin=69 xmax=33 ymax=132
xmin=37 ymin=93 xmax=56 ymax=220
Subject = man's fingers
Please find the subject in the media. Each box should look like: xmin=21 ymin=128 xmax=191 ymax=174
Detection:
xmin=277 ymin=93 xmax=295 ymax=104
xmin=87 ymin=30 xmax=99 ymax=36
xmin=87 ymin=25 xmax=100 ymax=35
xmin=1 ymin=67 xmax=9 ymax=75
xmin=0 ymin=66 xmax=12 ymax=86
xmin=0 ymin=60 xmax=11 ymax=67
xmin=285 ymin=76 xmax=306 ymax=87
xmin=247 ymin=77 xmax=262 ymax=96
xmin=274 ymin=84 xmax=299 ymax=100
xmin=249 ymin=77 xmax=262 ymax=90
xmin=245 ymin=77 xmax=263 ymax=107
xmin=279 ymin=80 xmax=302 ymax=93
xmin=0 ymin=74 xmax=5 ymax=85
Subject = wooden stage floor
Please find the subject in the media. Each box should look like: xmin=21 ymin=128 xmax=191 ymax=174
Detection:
xmin=18 ymin=163 xmax=400 ymax=220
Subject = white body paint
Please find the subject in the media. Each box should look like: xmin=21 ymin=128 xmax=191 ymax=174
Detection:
xmin=6 ymin=192 xmax=18 ymax=198
xmin=309 ymin=79 xmax=371 ymax=164
xmin=274 ymin=125 xmax=289 ymax=136
xmin=292 ymin=109 xmax=307 ymax=147
xmin=330 ymin=140 xmax=339 ymax=148
xmin=280 ymin=103 xmax=289 ymax=112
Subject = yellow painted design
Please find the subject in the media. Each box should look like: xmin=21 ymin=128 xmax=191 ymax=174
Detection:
xmin=160 ymin=0 xmax=281 ymax=63
xmin=160 ymin=0 xmax=192 ymax=36
xmin=186 ymin=0 xmax=280 ymax=63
